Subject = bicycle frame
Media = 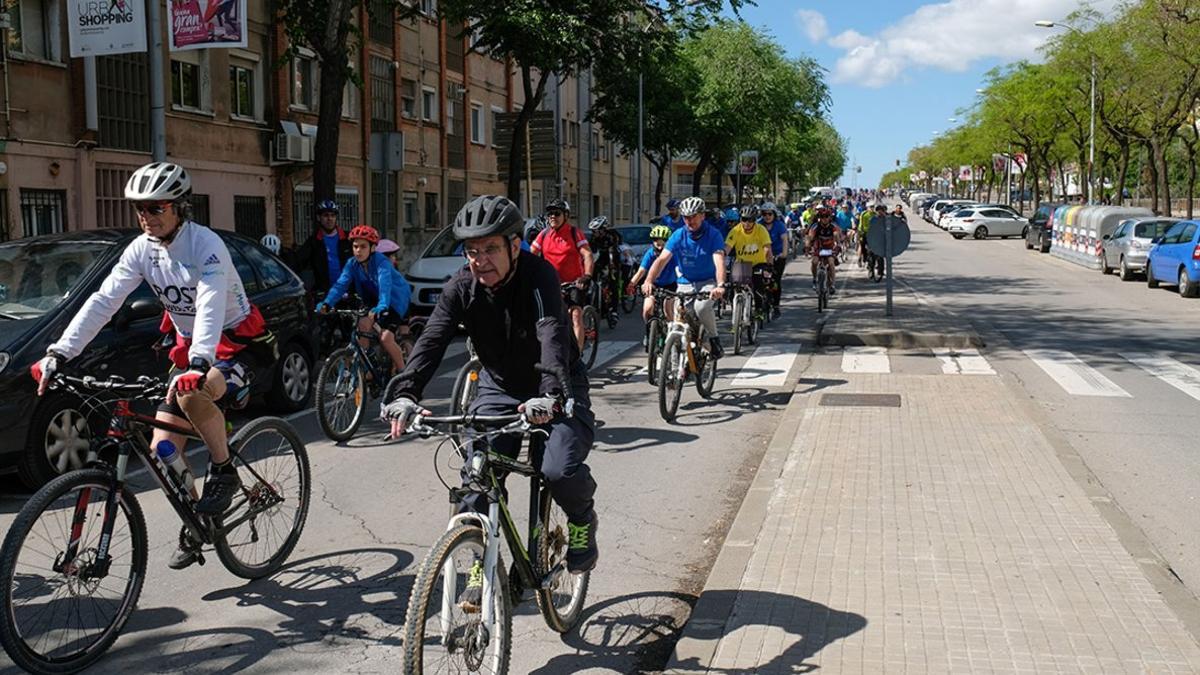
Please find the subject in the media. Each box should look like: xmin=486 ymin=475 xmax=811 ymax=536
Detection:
xmin=661 ymin=294 xmax=707 ymax=378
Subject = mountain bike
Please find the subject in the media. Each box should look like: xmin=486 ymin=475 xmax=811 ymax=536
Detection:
xmin=729 ymin=281 xmax=757 ymax=356
xmin=655 ymin=288 xmax=720 ymax=422
xmin=0 ymin=373 xmax=310 ymax=674
xmin=399 ymin=366 xmax=589 ymax=674
xmin=564 ymin=282 xmax=600 ymax=370
xmin=315 ymin=306 xmax=415 ymax=442
xmin=814 ymin=248 xmax=836 ymax=313
xmin=644 ymin=290 xmax=670 ymax=386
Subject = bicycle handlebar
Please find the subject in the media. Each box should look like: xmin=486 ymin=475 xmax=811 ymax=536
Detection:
xmin=52 ymin=373 xmax=166 ymax=397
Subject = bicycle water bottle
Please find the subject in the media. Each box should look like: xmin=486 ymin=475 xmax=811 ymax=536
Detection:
xmin=156 ymin=440 xmax=197 ymax=501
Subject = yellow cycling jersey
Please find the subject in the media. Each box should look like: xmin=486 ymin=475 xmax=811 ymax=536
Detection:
xmin=725 ymin=224 xmax=773 ymax=265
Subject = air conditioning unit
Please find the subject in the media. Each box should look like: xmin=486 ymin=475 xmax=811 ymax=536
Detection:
xmin=274 ymin=133 xmax=313 ymax=163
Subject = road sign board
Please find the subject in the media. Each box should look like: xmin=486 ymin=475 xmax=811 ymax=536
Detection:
xmin=866 ymin=215 xmax=911 ymax=257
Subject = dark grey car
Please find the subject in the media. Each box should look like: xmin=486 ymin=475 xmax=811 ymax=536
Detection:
xmin=1101 ymin=217 xmax=1180 ymax=280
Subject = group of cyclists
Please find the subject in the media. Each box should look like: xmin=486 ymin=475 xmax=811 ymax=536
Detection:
xmin=19 ymin=158 xmax=904 ymax=671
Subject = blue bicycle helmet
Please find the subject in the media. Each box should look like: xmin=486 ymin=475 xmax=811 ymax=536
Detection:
xmin=316 ymin=199 xmax=339 ymax=215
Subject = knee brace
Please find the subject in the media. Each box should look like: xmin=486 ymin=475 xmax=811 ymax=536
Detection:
xmin=178 ymin=373 xmax=226 ymax=429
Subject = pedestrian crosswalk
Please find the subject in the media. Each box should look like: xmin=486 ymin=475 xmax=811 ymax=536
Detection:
xmin=730 ymin=343 xmax=803 ymax=387
xmin=1024 ymin=349 xmax=1131 ymax=397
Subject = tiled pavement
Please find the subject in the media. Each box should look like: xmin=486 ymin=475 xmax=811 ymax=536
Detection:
xmin=669 ymin=372 xmax=1200 ymax=673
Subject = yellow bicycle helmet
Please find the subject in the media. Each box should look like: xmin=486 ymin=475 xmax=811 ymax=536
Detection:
xmin=649 ymin=225 xmax=671 ymax=240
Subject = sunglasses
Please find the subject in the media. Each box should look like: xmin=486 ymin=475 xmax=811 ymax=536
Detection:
xmin=546 ymin=210 xmax=564 ymax=218
xmin=133 ymin=202 xmax=171 ymax=216
xmin=740 ymin=216 xmax=754 ymax=222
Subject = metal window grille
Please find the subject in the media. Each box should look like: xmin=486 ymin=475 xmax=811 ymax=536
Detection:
xmin=97 ymin=53 xmax=150 ymax=152
xmin=0 ymin=190 xmax=9 ymax=242
xmin=400 ymin=79 xmax=416 ymax=119
xmin=447 ymin=92 xmax=464 ymax=170
xmin=423 ymin=192 xmax=440 ymax=230
xmin=292 ymin=189 xmax=359 ymax=242
xmin=370 ymin=171 xmax=398 ymax=237
xmin=95 ymin=166 xmax=135 ymax=229
xmin=445 ymin=24 xmax=465 ymax=73
xmin=369 ymin=55 xmax=395 ymax=129
xmin=368 ymin=0 xmax=394 ymax=44
xmin=447 ymin=180 xmax=466 ymax=222
xmin=190 ymin=194 xmax=211 ymax=225
xmin=20 ymin=189 xmax=67 ymax=237
xmin=233 ymin=195 xmax=266 ymax=240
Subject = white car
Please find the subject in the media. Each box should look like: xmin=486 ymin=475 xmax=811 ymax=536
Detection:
xmin=946 ymin=208 xmax=1030 ymax=240
xmin=405 ymin=226 xmax=466 ymax=313
xmin=934 ymin=200 xmax=975 ymax=227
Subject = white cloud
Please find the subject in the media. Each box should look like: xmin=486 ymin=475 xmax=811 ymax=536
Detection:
xmin=827 ymin=0 xmax=1122 ymax=88
xmin=794 ymin=9 xmax=829 ymax=44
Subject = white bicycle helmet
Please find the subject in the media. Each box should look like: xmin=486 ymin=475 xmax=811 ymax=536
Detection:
xmin=124 ymin=162 xmax=191 ymax=201
xmin=260 ymin=234 xmax=282 ymax=255
xmin=678 ymin=196 xmax=705 ymax=217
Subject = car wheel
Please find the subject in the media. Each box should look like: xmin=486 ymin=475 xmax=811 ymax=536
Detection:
xmin=268 ymin=340 xmax=313 ymax=412
xmin=1100 ymin=254 xmax=1113 ymax=275
xmin=952 ymin=234 xmax=965 ymax=240
xmin=19 ymin=393 xmax=97 ymax=488
xmin=973 ymin=226 xmax=988 ymax=240
xmin=1147 ymin=262 xmax=1160 ymax=288
xmin=1021 ymin=225 xmax=1029 ymax=240
xmin=1180 ymin=268 xmax=1198 ymax=298
xmin=1024 ymin=234 xmax=1033 ymax=250
xmin=1118 ymin=256 xmax=1135 ymax=281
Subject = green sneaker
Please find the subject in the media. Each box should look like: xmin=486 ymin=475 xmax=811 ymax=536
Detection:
xmin=566 ymin=512 xmax=599 ymax=574
xmin=458 ymin=558 xmax=484 ymax=613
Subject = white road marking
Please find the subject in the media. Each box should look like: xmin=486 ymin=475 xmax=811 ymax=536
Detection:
xmin=731 ymin=343 xmax=802 ymax=388
xmin=841 ymin=346 xmax=890 ymax=373
xmin=1024 ymin=349 xmax=1131 ymax=397
xmin=932 ymin=347 xmax=996 ymax=375
xmin=1123 ymin=353 xmax=1200 ymax=403
xmin=590 ymin=341 xmax=639 ymax=370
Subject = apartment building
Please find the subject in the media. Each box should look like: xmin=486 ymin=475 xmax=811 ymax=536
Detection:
xmin=0 ymin=0 xmax=658 ymax=261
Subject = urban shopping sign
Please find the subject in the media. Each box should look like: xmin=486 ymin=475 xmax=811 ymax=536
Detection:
xmin=67 ymin=0 xmax=147 ymax=57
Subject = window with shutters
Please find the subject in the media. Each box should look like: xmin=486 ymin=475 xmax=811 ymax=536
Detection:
xmin=233 ymin=196 xmax=266 ymax=240
xmin=368 ymin=0 xmax=394 ymax=44
xmin=97 ymin=53 xmax=150 ymax=152
xmin=95 ymin=166 xmax=135 ymax=229
xmin=445 ymin=24 xmax=465 ymax=73
xmin=370 ymin=56 xmax=395 ymax=129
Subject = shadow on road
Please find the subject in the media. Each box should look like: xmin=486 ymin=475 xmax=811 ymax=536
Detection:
xmin=595 ymin=426 xmax=699 ymax=453
xmin=201 ymin=546 xmax=415 ymax=649
xmin=104 ymin=625 xmax=281 ymax=673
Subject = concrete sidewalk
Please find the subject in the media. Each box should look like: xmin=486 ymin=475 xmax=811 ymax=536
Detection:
xmin=668 ymin=271 xmax=1200 ymax=673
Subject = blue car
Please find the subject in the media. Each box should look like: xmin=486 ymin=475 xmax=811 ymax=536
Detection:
xmin=1146 ymin=220 xmax=1200 ymax=297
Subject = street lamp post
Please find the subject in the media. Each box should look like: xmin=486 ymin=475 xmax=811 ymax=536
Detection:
xmin=1037 ymin=20 xmax=1096 ymax=204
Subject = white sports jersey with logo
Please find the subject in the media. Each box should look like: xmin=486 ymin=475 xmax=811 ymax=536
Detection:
xmin=50 ymin=222 xmax=251 ymax=364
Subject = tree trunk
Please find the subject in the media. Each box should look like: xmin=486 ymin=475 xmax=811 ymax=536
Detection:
xmin=1154 ymin=134 xmax=1172 ymax=216
xmin=692 ymin=151 xmax=712 ymax=197
xmin=506 ymin=67 xmax=551 ymax=202
xmin=647 ymin=152 xmax=667 ymax=218
xmin=1145 ymin=142 xmax=1160 ymax=214
xmin=715 ymin=162 xmax=725 ymax=205
xmin=313 ymin=52 xmax=349 ymax=209
xmin=1114 ymin=142 xmax=1130 ymax=206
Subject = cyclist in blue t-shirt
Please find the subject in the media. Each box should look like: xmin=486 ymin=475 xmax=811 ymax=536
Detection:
xmin=626 ymin=225 xmax=678 ymax=327
xmin=641 ymin=196 xmax=727 ymax=358
xmin=660 ymin=198 xmax=686 ymax=231
xmin=317 ymin=225 xmax=413 ymax=373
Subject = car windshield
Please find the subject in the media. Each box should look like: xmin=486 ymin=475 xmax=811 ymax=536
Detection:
xmin=619 ymin=227 xmax=652 ymax=246
xmin=1135 ymin=221 xmax=1174 ymax=239
xmin=0 ymin=239 xmax=113 ymax=320
xmin=422 ymin=227 xmax=461 ymax=258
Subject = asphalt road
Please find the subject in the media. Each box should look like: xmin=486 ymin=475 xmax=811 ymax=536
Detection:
xmin=0 ymin=267 xmax=822 ymax=674
xmin=896 ymin=206 xmax=1200 ymax=598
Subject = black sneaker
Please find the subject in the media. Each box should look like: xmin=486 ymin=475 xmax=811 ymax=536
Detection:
xmin=566 ymin=512 xmax=599 ymax=574
xmin=771 ymin=307 xmax=781 ymax=320
xmin=168 ymin=527 xmax=201 ymax=570
xmin=195 ymin=466 xmax=241 ymax=515
xmin=708 ymin=337 xmax=724 ymax=360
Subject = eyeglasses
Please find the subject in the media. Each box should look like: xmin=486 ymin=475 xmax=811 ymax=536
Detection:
xmin=133 ymin=202 xmax=171 ymax=216
xmin=546 ymin=210 xmax=564 ymax=218
xmin=739 ymin=216 xmax=754 ymax=222
xmin=463 ymin=244 xmax=507 ymax=260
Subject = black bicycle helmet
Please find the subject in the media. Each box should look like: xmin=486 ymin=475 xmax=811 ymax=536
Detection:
xmin=453 ymin=195 xmax=524 ymax=241
xmin=545 ymin=198 xmax=571 ymax=214
xmin=739 ymin=204 xmax=760 ymax=220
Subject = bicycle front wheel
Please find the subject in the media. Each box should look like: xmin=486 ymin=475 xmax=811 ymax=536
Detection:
xmin=647 ymin=318 xmax=663 ymax=385
xmin=214 ymin=417 xmax=311 ymax=580
xmin=581 ymin=306 xmax=600 ymax=370
xmin=731 ymin=294 xmax=744 ymax=356
xmin=315 ymin=348 xmax=365 ymax=442
xmin=658 ymin=333 xmax=684 ymax=422
xmin=404 ymin=524 xmax=512 ymax=675
xmin=0 ymin=468 xmax=147 ymax=674
xmin=535 ymin=486 xmax=590 ymax=633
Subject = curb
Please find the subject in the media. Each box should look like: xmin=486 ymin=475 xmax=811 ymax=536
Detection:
xmin=665 ymin=370 xmax=814 ymax=672
xmin=815 ymin=323 xmax=984 ymax=349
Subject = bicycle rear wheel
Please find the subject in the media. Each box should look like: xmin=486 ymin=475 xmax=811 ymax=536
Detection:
xmin=581 ymin=306 xmax=600 ymax=370
xmin=535 ymin=484 xmax=589 ymax=633
xmin=0 ymin=468 xmax=147 ymax=674
xmin=214 ymin=417 xmax=311 ymax=580
xmin=315 ymin=348 xmax=365 ymax=442
xmin=696 ymin=340 xmax=718 ymax=399
xmin=658 ymin=334 xmax=684 ymax=422
xmin=403 ymin=524 xmax=511 ymax=675
xmin=731 ymin=294 xmax=745 ymax=356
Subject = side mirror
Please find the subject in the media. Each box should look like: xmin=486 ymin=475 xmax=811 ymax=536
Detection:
xmin=115 ymin=297 xmax=161 ymax=331
xmin=1102 ymin=234 xmax=1110 ymax=240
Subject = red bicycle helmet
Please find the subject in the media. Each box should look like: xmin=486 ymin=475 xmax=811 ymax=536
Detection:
xmin=348 ymin=224 xmax=380 ymax=244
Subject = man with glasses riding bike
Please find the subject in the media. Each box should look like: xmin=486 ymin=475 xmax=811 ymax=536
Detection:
xmin=530 ymin=198 xmax=593 ymax=351
xmin=382 ymin=195 xmax=599 ymax=576
xmin=30 ymin=162 xmax=265 ymax=570
xmin=806 ymin=207 xmax=842 ymax=294
xmin=641 ymin=196 xmax=727 ymax=359
xmin=316 ymin=224 xmax=413 ymax=374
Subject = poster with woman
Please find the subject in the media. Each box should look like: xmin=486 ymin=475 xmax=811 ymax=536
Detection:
xmin=169 ymin=0 xmax=248 ymax=51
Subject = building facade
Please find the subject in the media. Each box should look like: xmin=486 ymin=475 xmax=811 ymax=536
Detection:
xmin=0 ymin=0 xmax=659 ymax=263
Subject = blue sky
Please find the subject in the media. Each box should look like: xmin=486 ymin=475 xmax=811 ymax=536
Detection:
xmin=724 ymin=0 xmax=1120 ymax=188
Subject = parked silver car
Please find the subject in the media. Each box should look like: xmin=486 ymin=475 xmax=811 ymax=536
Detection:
xmin=1100 ymin=217 xmax=1180 ymax=281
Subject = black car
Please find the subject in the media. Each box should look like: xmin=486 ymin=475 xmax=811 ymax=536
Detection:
xmin=0 ymin=229 xmax=316 ymax=488
xmin=1024 ymin=202 xmax=1065 ymax=253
